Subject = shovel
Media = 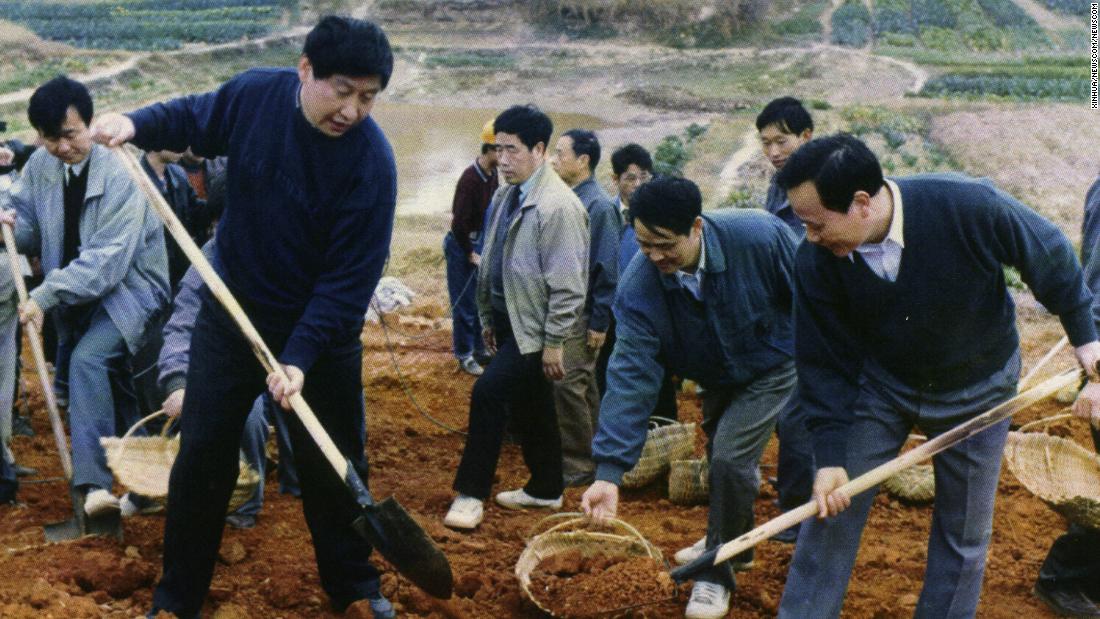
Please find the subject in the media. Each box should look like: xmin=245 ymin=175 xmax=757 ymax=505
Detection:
xmin=0 ymin=218 xmax=122 ymax=541
xmin=115 ymin=147 xmax=453 ymax=598
xmin=670 ymin=368 xmax=1080 ymax=584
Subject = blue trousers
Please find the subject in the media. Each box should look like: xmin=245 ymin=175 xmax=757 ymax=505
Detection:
xmin=153 ymin=294 xmax=379 ymax=616
xmin=64 ymin=305 xmax=138 ymax=491
xmin=775 ymin=400 xmax=815 ymax=510
xmin=779 ymin=353 xmax=1019 ymax=619
xmin=443 ymin=232 xmax=483 ymax=360
xmin=233 ymin=393 xmax=303 ymax=518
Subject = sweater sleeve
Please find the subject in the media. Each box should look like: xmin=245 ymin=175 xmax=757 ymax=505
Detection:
xmin=592 ymin=273 xmax=666 ymax=485
xmin=127 ymin=72 xmax=246 ymax=158
xmin=985 ymin=183 xmax=1097 ymax=346
xmin=450 ymin=169 xmax=478 ymax=256
xmin=794 ymin=246 xmax=865 ymax=469
xmin=157 ymin=242 xmax=216 ymax=397
xmin=278 ymin=167 xmax=397 ymax=372
xmin=587 ymin=197 xmax=620 ymax=333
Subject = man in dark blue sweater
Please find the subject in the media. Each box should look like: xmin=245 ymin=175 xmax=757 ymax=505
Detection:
xmin=775 ymin=134 xmax=1100 ymax=618
xmin=91 ymin=16 xmax=398 ymax=619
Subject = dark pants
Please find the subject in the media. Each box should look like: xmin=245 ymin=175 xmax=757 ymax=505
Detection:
xmin=453 ymin=311 xmax=563 ymax=501
xmin=596 ymin=316 xmax=678 ymax=421
xmin=443 ymin=232 xmax=484 ymax=361
xmin=1037 ymin=427 xmax=1100 ymax=599
xmin=152 ymin=295 xmax=379 ymax=617
xmin=775 ymin=400 xmax=815 ymax=510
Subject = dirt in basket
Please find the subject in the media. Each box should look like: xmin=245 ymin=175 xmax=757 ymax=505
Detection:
xmin=529 ymin=549 xmax=675 ymax=618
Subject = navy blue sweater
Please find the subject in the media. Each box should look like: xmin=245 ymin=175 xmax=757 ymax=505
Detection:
xmin=796 ymin=174 xmax=1096 ymax=468
xmin=129 ymin=68 xmax=397 ymax=372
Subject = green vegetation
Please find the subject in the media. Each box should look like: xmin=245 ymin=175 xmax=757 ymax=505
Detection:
xmin=0 ymin=0 xmax=293 ymax=50
xmin=870 ymin=0 xmax=1048 ymax=52
xmin=653 ymin=123 xmax=709 ymax=177
xmin=1043 ymin=0 xmax=1092 ymax=15
xmin=838 ymin=105 xmax=957 ymax=174
xmin=831 ymin=0 xmax=873 ymax=47
xmin=913 ymin=55 xmax=1089 ymax=100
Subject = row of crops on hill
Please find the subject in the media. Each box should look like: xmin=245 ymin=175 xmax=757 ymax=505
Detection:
xmin=0 ymin=0 xmax=294 ymax=50
xmin=831 ymin=0 xmax=1052 ymax=51
xmin=918 ymin=57 xmax=1089 ymax=100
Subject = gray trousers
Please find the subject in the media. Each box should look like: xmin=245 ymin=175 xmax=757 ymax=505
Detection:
xmin=778 ymin=352 xmax=1019 ymax=619
xmin=699 ymin=361 xmax=797 ymax=589
xmin=553 ymin=319 xmax=600 ymax=481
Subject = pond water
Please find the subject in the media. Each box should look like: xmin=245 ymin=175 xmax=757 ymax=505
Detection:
xmin=372 ymin=103 xmax=609 ymax=216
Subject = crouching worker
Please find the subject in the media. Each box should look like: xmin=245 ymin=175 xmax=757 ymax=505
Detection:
xmin=1 ymin=76 xmax=170 ymax=517
xmin=582 ymin=175 xmax=799 ymax=619
xmin=776 ymin=134 xmax=1100 ymax=618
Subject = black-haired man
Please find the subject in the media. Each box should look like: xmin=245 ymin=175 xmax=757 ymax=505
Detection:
xmin=91 ymin=16 xmax=399 ymax=619
xmin=444 ymin=104 xmax=588 ymax=531
xmin=550 ymin=128 xmax=618 ymax=486
xmin=776 ymin=133 xmax=1100 ymax=618
xmin=582 ymin=175 xmax=798 ymax=619
xmin=1 ymin=75 xmax=170 ymax=519
xmin=756 ymin=96 xmax=814 ymax=235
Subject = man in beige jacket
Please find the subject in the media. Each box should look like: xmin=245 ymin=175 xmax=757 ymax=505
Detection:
xmin=444 ymin=104 xmax=589 ymax=530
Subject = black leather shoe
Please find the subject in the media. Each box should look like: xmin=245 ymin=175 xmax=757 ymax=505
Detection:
xmin=225 ymin=513 xmax=257 ymax=529
xmin=1034 ymin=581 xmax=1100 ymax=618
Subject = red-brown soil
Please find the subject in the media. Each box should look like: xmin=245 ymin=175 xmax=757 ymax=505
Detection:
xmin=528 ymin=551 xmax=676 ymax=618
xmin=0 ymin=304 xmax=1087 ymax=618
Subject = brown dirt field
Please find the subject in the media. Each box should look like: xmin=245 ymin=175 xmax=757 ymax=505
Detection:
xmin=0 ymin=302 xmax=1089 ymax=618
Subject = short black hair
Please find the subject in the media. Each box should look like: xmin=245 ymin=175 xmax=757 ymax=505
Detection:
xmin=610 ymin=143 xmax=653 ymax=176
xmin=755 ymin=96 xmax=813 ymax=135
xmin=27 ymin=75 xmax=93 ymax=139
xmin=493 ymin=104 xmax=553 ymax=152
xmin=629 ymin=175 xmax=701 ymax=237
xmin=774 ymin=133 xmax=884 ymax=214
xmin=304 ymin=16 xmax=393 ymax=88
xmin=481 ymin=143 xmax=495 ymax=155
xmin=562 ymin=128 xmax=600 ymax=172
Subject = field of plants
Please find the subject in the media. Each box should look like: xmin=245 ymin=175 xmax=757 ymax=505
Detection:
xmin=0 ymin=0 xmax=294 ymax=50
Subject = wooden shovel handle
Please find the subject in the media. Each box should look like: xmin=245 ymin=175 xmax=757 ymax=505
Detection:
xmin=0 ymin=223 xmax=73 ymax=480
xmin=705 ymin=368 xmax=1080 ymax=568
xmin=113 ymin=147 xmax=350 ymax=479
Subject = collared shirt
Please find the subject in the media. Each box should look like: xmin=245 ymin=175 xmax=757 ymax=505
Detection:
xmin=852 ymin=179 xmax=904 ymax=282
xmin=64 ymin=158 xmax=89 ymax=184
xmin=617 ymin=196 xmax=629 ymax=227
xmin=675 ymin=232 xmax=706 ymax=301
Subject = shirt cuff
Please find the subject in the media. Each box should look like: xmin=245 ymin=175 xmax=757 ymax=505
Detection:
xmin=595 ymin=462 xmax=626 ymax=486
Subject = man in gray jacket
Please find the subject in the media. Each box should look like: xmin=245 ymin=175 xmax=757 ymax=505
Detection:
xmin=0 ymin=76 xmax=170 ymax=517
xmin=445 ymin=104 xmax=589 ymax=530
xmin=550 ymin=128 xmax=619 ymax=487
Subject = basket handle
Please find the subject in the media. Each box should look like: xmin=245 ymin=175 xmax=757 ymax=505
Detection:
xmin=1017 ymin=410 xmax=1073 ymax=434
xmin=113 ymin=410 xmax=172 ymax=463
xmin=524 ymin=513 xmax=661 ymax=558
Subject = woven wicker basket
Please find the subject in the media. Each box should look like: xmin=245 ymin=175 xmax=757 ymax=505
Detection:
xmin=882 ymin=464 xmax=936 ymax=504
xmin=620 ymin=418 xmax=696 ymax=489
xmin=515 ymin=513 xmax=664 ymax=618
xmin=668 ymin=457 xmax=709 ymax=505
xmin=100 ymin=411 xmax=260 ymax=512
xmin=1003 ymin=413 xmax=1100 ymax=531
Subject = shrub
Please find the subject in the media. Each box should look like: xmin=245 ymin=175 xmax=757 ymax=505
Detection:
xmin=831 ymin=0 xmax=872 ymax=47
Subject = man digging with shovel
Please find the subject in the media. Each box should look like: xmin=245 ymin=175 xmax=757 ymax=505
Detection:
xmin=776 ymin=134 xmax=1100 ymax=618
xmin=92 ymin=16 xmax=404 ymax=619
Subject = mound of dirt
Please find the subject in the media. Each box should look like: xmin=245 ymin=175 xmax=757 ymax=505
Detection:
xmin=528 ymin=550 xmax=674 ymax=618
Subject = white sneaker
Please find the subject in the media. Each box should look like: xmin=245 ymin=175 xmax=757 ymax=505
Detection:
xmin=675 ymin=536 xmax=707 ymax=565
xmin=675 ymin=536 xmax=753 ymax=571
xmin=684 ymin=581 xmax=731 ymax=619
xmin=494 ymin=488 xmax=563 ymax=510
xmin=84 ymin=488 xmax=120 ymax=517
xmin=458 ymin=357 xmax=484 ymax=376
xmin=443 ymin=495 xmax=483 ymax=530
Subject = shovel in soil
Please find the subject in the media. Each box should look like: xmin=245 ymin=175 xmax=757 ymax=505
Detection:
xmin=671 ymin=368 xmax=1080 ymax=584
xmin=0 ymin=215 xmax=123 ymax=542
xmin=115 ymin=147 xmax=453 ymax=598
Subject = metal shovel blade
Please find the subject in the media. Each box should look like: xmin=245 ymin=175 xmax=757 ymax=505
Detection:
xmin=351 ymin=497 xmax=453 ymax=599
xmin=44 ymin=486 xmax=123 ymax=542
